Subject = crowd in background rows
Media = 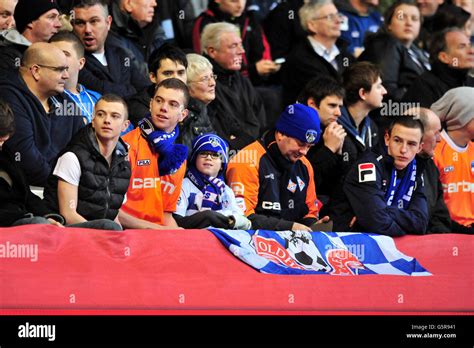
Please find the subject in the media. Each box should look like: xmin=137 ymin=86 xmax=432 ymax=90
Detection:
xmin=0 ymin=0 xmax=472 ymax=235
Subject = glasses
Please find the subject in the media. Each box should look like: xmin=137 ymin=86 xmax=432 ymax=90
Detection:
xmin=35 ymin=64 xmax=69 ymax=73
xmin=190 ymin=74 xmax=217 ymax=84
xmin=313 ymin=12 xmax=345 ymax=21
xmin=198 ymin=151 xmax=222 ymax=160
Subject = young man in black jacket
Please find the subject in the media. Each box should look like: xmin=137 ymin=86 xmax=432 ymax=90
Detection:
xmin=334 ymin=117 xmax=428 ymax=235
xmin=298 ymin=76 xmax=346 ymax=211
xmin=43 ymin=95 xmax=131 ymax=230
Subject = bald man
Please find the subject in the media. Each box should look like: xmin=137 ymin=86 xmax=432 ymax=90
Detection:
xmin=0 ymin=43 xmax=84 ymax=186
xmin=413 ymin=108 xmax=452 ymax=233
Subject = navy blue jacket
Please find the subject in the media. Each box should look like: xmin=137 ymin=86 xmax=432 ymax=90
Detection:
xmin=334 ymin=144 xmax=428 ymax=236
xmin=335 ymin=0 xmax=382 ymax=56
xmin=0 ymin=72 xmax=85 ymax=186
xmin=78 ymin=39 xmax=151 ymax=98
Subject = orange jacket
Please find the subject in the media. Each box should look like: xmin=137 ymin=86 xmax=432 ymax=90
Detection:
xmin=121 ymin=128 xmax=186 ymax=224
xmin=433 ymin=131 xmax=474 ymax=226
xmin=226 ymin=136 xmax=320 ymax=230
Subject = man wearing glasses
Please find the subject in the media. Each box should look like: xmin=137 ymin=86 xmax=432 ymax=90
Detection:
xmin=0 ymin=42 xmax=84 ymax=186
xmin=282 ymin=0 xmax=353 ymax=105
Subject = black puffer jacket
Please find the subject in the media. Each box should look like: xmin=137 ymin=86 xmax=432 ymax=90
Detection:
xmin=44 ymin=125 xmax=131 ymax=221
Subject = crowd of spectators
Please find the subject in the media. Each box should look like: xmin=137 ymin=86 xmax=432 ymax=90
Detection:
xmin=0 ymin=0 xmax=472 ymax=235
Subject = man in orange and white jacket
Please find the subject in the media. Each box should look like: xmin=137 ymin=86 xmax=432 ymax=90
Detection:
xmin=119 ymin=78 xmax=189 ymax=229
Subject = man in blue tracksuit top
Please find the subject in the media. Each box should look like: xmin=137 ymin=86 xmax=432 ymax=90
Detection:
xmin=335 ymin=0 xmax=382 ymax=57
xmin=333 ymin=117 xmax=429 ymax=236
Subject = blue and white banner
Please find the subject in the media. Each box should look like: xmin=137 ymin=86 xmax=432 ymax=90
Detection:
xmin=209 ymin=229 xmax=430 ymax=276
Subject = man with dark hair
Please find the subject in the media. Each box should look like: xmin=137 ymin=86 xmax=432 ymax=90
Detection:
xmin=298 ymin=76 xmax=346 ymax=208
xmin=0 ymin=99 xmax=65 ymax=227
xmin=43 ymin=94 xmax=131 ymax=230
xmin=0 ymin=42 xmax=85 ymax=186
xmin=119 ymin=78 xmax=189 ymax=229
xmin=339 ymin=61 xmax=385 ymax=175
xmin=334 ymin=117 xmax=429 ymax=235
xmin=50 ymin=31 xmax=101 ymax=124
xmin=403 ymin=28 xmax=474 ymax=107
xmin=0 ymin=0 xmax=61 ymax=74
xmin=126 ymin=42 xmax=188 ymax=125
xmin=71 ymin=0 xmax=150 ymax=97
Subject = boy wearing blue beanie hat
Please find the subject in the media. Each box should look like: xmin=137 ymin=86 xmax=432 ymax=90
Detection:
xmin=227 ymin=104 xmax=330 ymax=232
xmin=174 ymin=134 xmax=252 ymax=230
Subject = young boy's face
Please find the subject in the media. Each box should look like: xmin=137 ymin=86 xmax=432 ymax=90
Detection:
xmin=149 ymin=86 xmax=188 ymax=133
xmin=196 ymin=151 xmax=222 ymax=177
xmin=92 ymin=100 xmax=130 ymax=141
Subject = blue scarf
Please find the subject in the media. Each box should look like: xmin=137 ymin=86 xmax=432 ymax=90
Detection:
xmin=187 ymin=166 xmax=226 ymax=210
xmin=384 ymin=159 xmax=417 ymax=209
xmin=138 ymin=117 xmax=188 ymax=175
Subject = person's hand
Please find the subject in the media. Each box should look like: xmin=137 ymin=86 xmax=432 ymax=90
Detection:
xmin=47 ymin=218 xmax=65 ymax=227
xmin=349 ymin=216 xmax=357 ymax=228
xmin=256 ymin=59 xmax=280 ymax=76
xmin=291 ymin=222 xmax=312 ymax=232
xmin=316 ymin=215 xmax=330 ymax=224
xmin=323 ymin=122 xmax=346 ymax=154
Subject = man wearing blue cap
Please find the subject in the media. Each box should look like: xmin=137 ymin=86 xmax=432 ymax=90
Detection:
xmin=227 ymin=104 xmax=329 ymax=231
xmin=174 ymin=134 xmax=252 ymax=229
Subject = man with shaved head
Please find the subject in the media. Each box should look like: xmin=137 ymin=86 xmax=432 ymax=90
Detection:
xmin=409 ymin=107 xmax=452 ymax=233
xmin=0 ymin=42 xmax=84 ymax=186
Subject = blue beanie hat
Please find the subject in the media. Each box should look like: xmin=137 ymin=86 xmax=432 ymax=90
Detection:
xmin=275 ymin=104 xmax=321 ymax=145
xmin=190 ymin=134 xmax=229 ymax=173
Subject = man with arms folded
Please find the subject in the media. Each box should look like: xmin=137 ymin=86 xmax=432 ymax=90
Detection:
xmin=335 ymin=117 xmax=428 ymax=235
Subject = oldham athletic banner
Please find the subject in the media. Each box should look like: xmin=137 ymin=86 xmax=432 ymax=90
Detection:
xmin=208 ymin=229 xmax=430 ymax=276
